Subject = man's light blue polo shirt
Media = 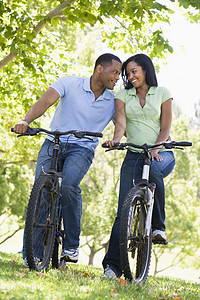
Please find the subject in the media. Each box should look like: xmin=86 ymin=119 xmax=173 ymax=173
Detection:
xmin=47 ymin=75 xmax=115 ymax=152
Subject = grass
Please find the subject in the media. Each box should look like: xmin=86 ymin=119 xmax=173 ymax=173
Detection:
xmin=0 ymin=252 xmax=199 ymax=300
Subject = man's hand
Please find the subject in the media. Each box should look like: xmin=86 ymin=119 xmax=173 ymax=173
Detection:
xmin=13 ymin=120 xmax=29 ymax=134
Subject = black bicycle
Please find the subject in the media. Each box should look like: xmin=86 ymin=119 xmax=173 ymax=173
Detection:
xmin=102 ymin=140 xmax=192 ymax=283
xmin=12 ymin=127 xmax=103 ymax=271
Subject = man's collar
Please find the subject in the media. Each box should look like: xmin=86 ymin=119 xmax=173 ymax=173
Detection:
xmin=83 ymin=77 xmax=92 ymax=92
xmin=83 ymin=77 xmax=111 ymax=100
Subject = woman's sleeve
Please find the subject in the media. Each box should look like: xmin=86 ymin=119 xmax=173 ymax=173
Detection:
xmin=115 ymin=89 xmax=126 ymax=103
xmin=161 ymin=87 xmax=173 ymax=104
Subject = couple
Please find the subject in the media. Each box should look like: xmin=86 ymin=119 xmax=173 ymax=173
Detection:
xmin=13 ymin=53 xmax=175 ymax=278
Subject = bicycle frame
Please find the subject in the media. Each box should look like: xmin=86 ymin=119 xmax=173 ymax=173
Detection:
xmin=136 ymin=149 xmax=155 ymax=238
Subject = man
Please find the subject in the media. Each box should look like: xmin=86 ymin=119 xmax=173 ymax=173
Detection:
xmin=14 ymin=53 xmax=122 ymax=263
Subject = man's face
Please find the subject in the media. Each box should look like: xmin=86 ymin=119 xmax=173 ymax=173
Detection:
xmin=99 ymin=60 xmax=122 ymax=90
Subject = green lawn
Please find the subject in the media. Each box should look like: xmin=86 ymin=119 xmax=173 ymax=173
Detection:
xmin=0 ymin=252 xmax=199 ymax=300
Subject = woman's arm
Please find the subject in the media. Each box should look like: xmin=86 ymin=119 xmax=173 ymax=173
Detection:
xmin=151 ymin=98 xmax=172 ymax=161
xmin=105 ymin=98 xmax=126 ymax=147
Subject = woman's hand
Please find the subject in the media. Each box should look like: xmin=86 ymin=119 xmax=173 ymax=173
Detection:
xmin=151 ymin=149 xmax=163 ymax=162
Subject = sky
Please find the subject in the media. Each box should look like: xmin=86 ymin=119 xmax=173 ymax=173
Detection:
xmin=157 ymin=10 xmax=200 ymax=119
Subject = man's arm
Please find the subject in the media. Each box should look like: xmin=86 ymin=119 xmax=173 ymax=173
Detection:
xmin=14 ymin=87 xmax=60 ymax=134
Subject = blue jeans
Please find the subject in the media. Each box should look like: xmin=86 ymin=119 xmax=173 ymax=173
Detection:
xmin=102 ymin=150 xmax=175 ymax=277
xmin=23 ymin=139 xmax=94 ymax=258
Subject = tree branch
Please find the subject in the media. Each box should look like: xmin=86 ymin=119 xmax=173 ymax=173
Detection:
xmin=0 ymin=160 xmax=37 ymax=166
xmin=0 ymin=226 xmax=23 ymax=245
xmin=0 ymin=0 xmax=76 ymax=69
xmin=0 ymin=213 xmax=11 ymax=226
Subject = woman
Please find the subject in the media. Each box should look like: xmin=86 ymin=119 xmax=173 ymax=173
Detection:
xmin=102 ymin=54 xmax=175 ymax=279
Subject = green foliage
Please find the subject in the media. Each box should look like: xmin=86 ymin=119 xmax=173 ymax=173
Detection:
xmin=1 ymin=252 xmax=200 ymax=299
xmin=0 ymin=165 xmax=31 ymax=219
xmin=1 ymin=0 xmax=199 ymax=73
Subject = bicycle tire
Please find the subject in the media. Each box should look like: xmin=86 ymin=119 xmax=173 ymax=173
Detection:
xmin=51 ymin=208 xmax=64 ymax=269
xmin=24 ymin=174 xmax=59 ymax=271
xmin=51 ymin=237 xmax=59 ymax=269
xmin=120 ymin=186 xmax=152 ymax=283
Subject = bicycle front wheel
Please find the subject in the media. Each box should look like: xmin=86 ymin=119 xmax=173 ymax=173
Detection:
xmin=25 ymin=174 xmax=59 ymax=271
xmin=51 ymin=207 xmax=65 ymax=269
xmin=120 ymin=187 xmax=152 ymax=283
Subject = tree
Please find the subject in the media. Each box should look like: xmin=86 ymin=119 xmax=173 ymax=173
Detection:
xmin=1 ymin=0 xmax=200 ymax=71
xmin=194 ymin=99 xmax=200 ymax=128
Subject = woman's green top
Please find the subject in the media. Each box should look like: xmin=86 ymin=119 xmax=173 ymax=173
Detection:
xmin=115 ymin=86 xmax=172 ymax=152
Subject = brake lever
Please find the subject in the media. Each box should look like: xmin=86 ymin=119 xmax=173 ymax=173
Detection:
xmin=85 ymin=137 xmax=93 ymax=141
xmin=105 ymin=145 xmax=127 ymax=152
xmin=17 ymin=134 xmax=28 ymax=137
xmin=73 ymin=132 xmax=93 ymax=141
xmin=174 ymin=146 xmax=184 ymax=150
xmin=105 ymin=148 xmax=116 ymax=152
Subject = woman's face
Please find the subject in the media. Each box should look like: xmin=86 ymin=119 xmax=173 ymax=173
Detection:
xmin=126 ymin=60 xmax=146 ymax=88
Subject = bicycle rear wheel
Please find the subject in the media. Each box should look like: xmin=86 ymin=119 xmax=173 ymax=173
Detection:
xmin=24 ymin=174 xmax=59 ymax=271
xmin=120 ymin=186 xmax=152 ymax=283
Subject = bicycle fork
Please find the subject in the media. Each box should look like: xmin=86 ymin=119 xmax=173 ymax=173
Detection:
xmin=141 ymin=162 xmax=156 ymax=237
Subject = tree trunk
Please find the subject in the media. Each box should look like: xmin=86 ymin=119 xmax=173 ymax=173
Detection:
xmin=88 ymin=245 xmax=96 ymax=265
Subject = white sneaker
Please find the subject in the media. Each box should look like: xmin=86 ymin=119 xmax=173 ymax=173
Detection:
xmin=61 ymin=248 xmax=79 ymax=263
xmin=152 ymin=230 xmax=167 ymax=242
xmin=103 ymin=265 xmax=117 ymax=279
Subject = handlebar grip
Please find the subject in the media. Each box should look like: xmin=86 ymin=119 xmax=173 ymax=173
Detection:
xmin=11 ymin=127 xmax=39 ymax=137
xmin=102 ymin=143 xmax=109 ymax=148
xmin=102 ymin=142 xmax=120 ymax=148
xmin=86 ymin=132 xmax=103 ymax=138
xmin=175 ymin=141 xmax=192 ymax=147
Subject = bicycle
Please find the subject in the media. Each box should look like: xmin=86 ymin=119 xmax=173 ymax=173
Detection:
xmin=102 ymin=140 xmax=192 ymax=283
xmin=12 ymin=127 xmax=103 ymax=271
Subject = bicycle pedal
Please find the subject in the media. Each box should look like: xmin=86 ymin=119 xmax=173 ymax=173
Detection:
xmin=64 ymin=256 xmax=78 ymax=263
xmin=152 ymin=240 xmax=168 ymax=245
xmin=61 ymin=255 xmax=78 ymax=263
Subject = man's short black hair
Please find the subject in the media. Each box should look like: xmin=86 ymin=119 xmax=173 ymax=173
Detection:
xmin=94 ymin=53 xmax=122 ymax=69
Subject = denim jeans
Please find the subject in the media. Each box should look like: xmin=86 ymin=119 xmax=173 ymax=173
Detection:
xmin=23 ymin=139 xmax=94 ymax=258
xmin=102 ymin=150 xmax=175 ymax=277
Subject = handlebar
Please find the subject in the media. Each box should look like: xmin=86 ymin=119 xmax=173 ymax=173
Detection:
xmin=102 ymin=141 xmax=192 ymax=151
xmin=167 ymin=141 xmax=192 ymax=147
xmin=11 ymin=127 xmax=103 ymax=138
